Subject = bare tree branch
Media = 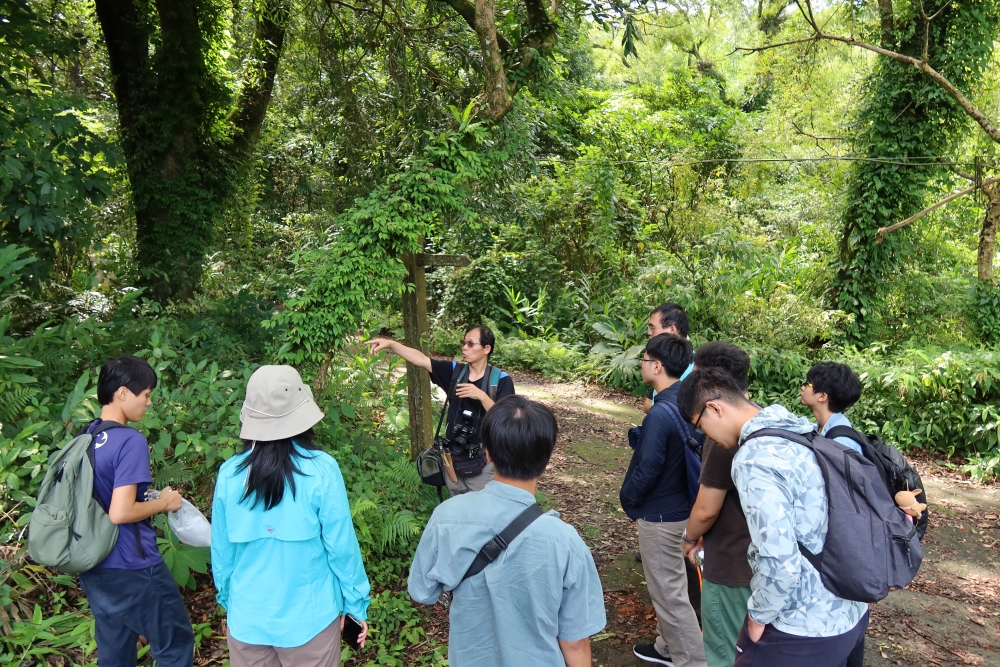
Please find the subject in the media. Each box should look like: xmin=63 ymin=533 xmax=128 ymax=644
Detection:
xmin=439 ymin=0 xmax=511 ymax=53
xmin=228 ymin=0 xmax=290 ymax=159
xmin=876 ymin=177 xmax=1000 ymax=242
xmin=735 ymin=0 xmax=1000 ymax=145
xmin=471 ymin=0 xmax=511 ymax=121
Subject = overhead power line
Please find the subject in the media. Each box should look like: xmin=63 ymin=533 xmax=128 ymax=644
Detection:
xmin=536 ymin=155 xmax=981 ymax=168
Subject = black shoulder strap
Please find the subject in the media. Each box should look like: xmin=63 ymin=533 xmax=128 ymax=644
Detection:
xmin=435 ymin=364 xmax=470 ymax=439
xmin=742 ymin=427 xmax=816 ymax=448
xmin=76 ymin=419 xmax=129 ymax=438
xmin=461 ymin=503 xmax=544 ymax=583
xmin=653 ymin=401 xmax=701 ymax=458
xmin=825 ymin=425 xmax=865 ymax=445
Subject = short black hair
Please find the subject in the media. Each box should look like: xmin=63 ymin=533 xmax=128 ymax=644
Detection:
xmin=694 ymin=341 xmax=751 ymax=391
xmin=806 ymin=362 xmax=862 ymax=413
xmin=645 ymin=334 xmax=692 ymax=379
xmin=677 ymin=367 xmax=751 ymax=423
xmin=482 ymin=395 xmax=557 ymax=480
xmin=465 ymin=324 xmax=495 ymax=358
xmin=651 ymin=302 xmax=690 ymax=337
xmin=97 ymin=355 xmax=158 ymax=405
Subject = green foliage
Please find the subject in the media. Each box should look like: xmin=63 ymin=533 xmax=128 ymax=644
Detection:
xmin=962 ymin=452 xmax=1000 ymax=482
xmin=492 ymin=335 xmax=589 ymax=383
xmin=835 ymin=0 xmax=1000 ymax=339
xmin=153 ymin=515 xmax=211 ymax=590
xmin=971 ymin=280 xmax=1000 ymax=344
xmin=0 ymin=2 xmax=115 ymax=276
xmin=268 ymin=118 xmax=501 ymax=365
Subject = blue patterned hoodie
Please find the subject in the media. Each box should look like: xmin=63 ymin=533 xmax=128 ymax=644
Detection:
xmin=732 ymin=405 xmax=868 ymax=638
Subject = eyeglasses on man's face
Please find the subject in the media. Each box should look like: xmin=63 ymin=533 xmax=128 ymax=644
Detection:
xmin=461 ymin=340 xmax=481 ymax=349
xmin=640 ymin=357 xmax=658 ymax=364
xmin=692 ymin=394 xmax=723 ymax=435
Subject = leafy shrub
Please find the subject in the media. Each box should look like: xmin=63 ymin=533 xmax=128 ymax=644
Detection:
xmin=748 ymin=345 xmax=1000 ymax=466
xmin=492 ymin=336 xmax=589 ymax=382
xmin=971 ymin=280 xmax=1000 ymax=345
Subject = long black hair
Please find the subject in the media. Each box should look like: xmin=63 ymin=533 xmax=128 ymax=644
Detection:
xmin=236 ymin=429 xmax=319 ymax=510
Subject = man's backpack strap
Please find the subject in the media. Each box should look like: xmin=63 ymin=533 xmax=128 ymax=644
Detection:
xmin=742 ymin=428 xmax=826 ymax=569
xmin=655 ymin=400 xmax=704 ymax=506
xmin=460 ymin=503 xmax=544 ymax=583
xmin=75 ymin=420 xmax=129 ymax=438
xmin=825 ymin=425 xmax=866 ymax=448
xmin=654 ymin=400 xmax=702 ymax=457
xmin=486 ymin=366 xmax=502 ymax=401
xmin=435 ymin=364 xmax=470 ymax=439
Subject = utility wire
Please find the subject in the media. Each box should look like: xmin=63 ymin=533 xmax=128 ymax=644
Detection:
xmin=536 ymin=155 xmax=980 ymax=168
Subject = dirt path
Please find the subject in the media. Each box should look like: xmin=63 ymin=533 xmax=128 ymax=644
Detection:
xmin=510 ymin=372 xmax=1000 ymax=667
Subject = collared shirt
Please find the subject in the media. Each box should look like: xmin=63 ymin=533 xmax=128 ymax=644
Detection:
xmin=732 ymin=405 xmax=867 ymax=638
xmin=820 ymin=412 xmax=863 ymax=454
xmin=211 ymin=446 xmax=371 ymax=647
xmin=408 ymin=481 xmax=606 ymax=667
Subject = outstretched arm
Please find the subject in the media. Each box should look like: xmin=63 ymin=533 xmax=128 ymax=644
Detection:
xmin=364 ymin=338 xmax=432 ymax=372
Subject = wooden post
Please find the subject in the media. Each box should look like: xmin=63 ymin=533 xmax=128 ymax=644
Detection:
xmin=400 ymin=251 xmax=472 ymax=461
xmin=402 ymin=251 xmax=433 ymax=461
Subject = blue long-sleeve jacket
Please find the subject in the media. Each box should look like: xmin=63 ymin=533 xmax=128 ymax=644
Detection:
xmin=211 ymin=445 xmax=371 ymax=647
xmin=620 ymin=384 xmax=690 ymax=521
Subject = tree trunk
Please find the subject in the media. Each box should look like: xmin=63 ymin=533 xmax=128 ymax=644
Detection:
xmin=93 ymin=0 xmax=288 ymax=301
xmin=978 ymin=180 xmax=1000 ymax=282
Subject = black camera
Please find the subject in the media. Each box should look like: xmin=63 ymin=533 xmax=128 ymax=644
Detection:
xmin=437 ymin=408 xmax=478 ymax=456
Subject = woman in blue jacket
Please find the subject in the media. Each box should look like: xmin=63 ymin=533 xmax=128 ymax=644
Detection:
xmin=212 ymin=365 xmax=371 ymax=667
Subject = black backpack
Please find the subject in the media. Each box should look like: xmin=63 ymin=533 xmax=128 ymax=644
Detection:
xmin=826 ymin=426 xmax=928 ymax=540
xmin=744 ymin=428 xmax=922 ymax=603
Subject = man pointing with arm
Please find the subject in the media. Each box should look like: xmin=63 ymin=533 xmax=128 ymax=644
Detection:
xmin=366 ymin=324 xmax=514 ymax=495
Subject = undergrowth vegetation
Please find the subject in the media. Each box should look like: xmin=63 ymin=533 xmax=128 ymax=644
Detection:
xmin=0 ymin=250 xmax=443 ymax=665
xmin=5 ymin=0 xmax=1000 ymax=663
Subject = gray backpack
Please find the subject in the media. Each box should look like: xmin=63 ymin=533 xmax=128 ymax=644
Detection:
xmin=744 ymin=428 xmax=922 ymax=603
xmin=28 ymin=422 xmax=125 ymax=573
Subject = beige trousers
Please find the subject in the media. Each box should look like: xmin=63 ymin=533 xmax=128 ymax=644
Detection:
xmin=638 ymin=519 xmax=708 ymax=667
xmin=226 ymin=618 xmax=341 ymax=667
xmin=445 ymin=461 xmax=495 ymax=496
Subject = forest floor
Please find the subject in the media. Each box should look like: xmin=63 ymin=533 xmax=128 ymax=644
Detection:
xmin=422 ymin=371 xmax=1000 ymax=666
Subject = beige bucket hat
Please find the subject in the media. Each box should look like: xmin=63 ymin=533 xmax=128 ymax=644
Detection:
xmin=240 ymin=365 xmax=325 ymax=441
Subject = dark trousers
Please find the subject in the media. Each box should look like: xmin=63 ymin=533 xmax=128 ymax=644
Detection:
xmin=845 ymin=637 xmax=865 ymax=667
xmin=80 ymin=561 xmax=195 ymax=667
xmin=733 ymin=611 xmax=869 ymax=667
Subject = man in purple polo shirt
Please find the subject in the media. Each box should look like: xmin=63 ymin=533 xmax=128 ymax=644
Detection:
xmin=77 ymin=355 xmax=195 ymax=667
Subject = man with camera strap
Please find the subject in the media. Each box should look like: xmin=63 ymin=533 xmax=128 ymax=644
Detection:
xmin=366 ymin=324 xmax=515 ymax=495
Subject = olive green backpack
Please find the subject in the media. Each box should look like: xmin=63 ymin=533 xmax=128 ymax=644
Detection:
xmin=28 ymin=422 xmax=125 ymax=574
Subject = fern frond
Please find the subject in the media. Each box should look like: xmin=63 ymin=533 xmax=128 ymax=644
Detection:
xmin=379 ymin=509 xmax=420 ymax=551
xmin=350 ymin=498 xmax=377 ymax=519
xmin=153 ymin=461 xmax=195 ymax=488
xmin=0 ymin=386 xmax=37 ymax=423
xmin=383 ymin=458 xmax=421 ymax=489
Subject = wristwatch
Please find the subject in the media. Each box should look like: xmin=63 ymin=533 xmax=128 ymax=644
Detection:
xmin=682 ymin=529 xmax=698 ymax=544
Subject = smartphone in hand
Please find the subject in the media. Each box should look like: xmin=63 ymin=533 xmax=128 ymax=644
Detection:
xmin=343 ymin=614 xmax=364 ymax=650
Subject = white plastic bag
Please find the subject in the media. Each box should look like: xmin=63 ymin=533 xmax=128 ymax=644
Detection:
xmin=167 ymin=499 xmax=212 ymax=547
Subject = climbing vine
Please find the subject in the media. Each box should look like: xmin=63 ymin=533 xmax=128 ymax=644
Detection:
xmin=266 ymin=108 xmax=506 ymax=364
xmin=835 ymin=0 xmax=1000 ymax=339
